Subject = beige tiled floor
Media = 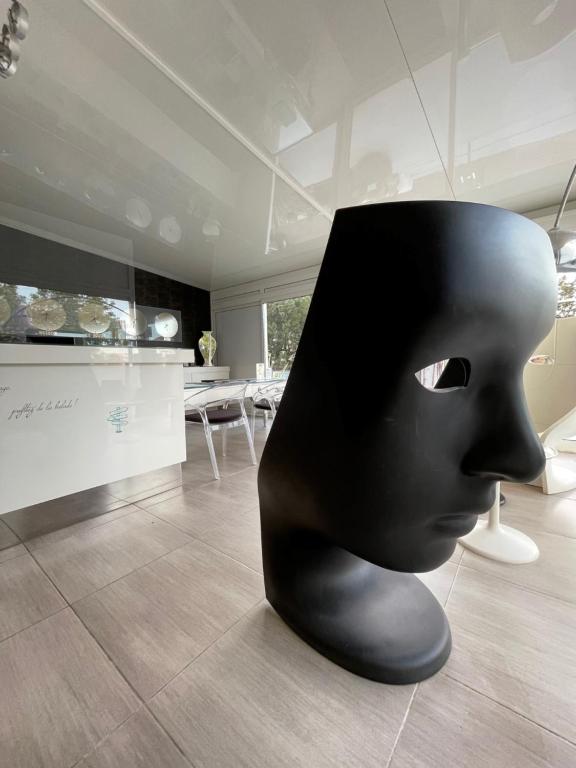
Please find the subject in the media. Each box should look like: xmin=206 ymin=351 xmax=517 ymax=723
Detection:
xmin=1 ymin=426 xmax=576 ymax=767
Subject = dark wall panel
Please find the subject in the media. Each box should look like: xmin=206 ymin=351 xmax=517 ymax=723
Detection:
xmin=0 ymin=225 xmax=133 ymax=300
xmin=0 ymin=224 xmax=210 ymax=353
xmin=134 ymin=268 xmax=210 ymax=352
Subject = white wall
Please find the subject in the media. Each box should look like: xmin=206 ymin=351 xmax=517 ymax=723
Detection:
xmin=214 ymin=305 xmax=264 ymax=379
xmin=211 ymin=265 xmax=319 ymax=377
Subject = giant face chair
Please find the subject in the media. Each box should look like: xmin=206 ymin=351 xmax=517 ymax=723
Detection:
xmin=258 ymin=201 xmax=557 ymax=684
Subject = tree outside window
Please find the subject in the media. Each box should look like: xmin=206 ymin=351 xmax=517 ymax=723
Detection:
xmin=557 ymin=275 xmax=576 ymax=318
xmin=266 ymin=296 xmax=311 ymax=375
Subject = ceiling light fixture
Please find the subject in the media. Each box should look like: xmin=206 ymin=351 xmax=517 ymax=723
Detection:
xmin=548 ymin=163 xmax=576 ymax=272
xmin=0 ymin=1 xmax=29 ymax=79
xmin=532 ymin=0 xmax=559 ymax=26
xmin=202 ymin=218 xmax=221 ymax=239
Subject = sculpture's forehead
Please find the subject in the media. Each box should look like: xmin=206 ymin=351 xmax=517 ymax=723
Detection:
xmin=408 ymin=236 xmax=554 ymax=317
xmin=401 ymin=261 xmax=556 ymax=365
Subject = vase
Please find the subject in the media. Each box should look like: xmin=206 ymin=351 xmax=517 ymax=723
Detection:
xmin=199 ymin=330 xmax=217 ymax=366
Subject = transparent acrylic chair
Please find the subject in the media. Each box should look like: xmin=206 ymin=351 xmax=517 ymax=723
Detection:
xmin=185 ymin=381 xmax=256 ymax=480
xmin=251 ymin=380 xmax=287 ymax=436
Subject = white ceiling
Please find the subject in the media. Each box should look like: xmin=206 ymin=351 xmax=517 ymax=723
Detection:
xmin=0 ymin=0 xmax=575 ymax=290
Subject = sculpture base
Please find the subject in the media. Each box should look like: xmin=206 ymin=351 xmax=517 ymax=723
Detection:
xmin=266 ymin=561 xmax=451 ymax=685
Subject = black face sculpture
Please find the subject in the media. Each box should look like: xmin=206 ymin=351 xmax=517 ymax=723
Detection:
xmin=258 ymin=202 xmax=557 ymax=684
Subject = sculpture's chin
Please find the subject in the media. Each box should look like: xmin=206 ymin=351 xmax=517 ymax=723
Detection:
xmin=364 ymin=537 xmax=459 ymax=575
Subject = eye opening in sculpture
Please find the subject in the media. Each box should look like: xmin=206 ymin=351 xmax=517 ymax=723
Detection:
xmin=415 ymin=357 xmax=471 ymax=392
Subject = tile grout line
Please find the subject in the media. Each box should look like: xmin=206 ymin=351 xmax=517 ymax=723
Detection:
xmin=0 ymin=546 xmax=29 ymax=564
xmin=68 ymin=591 xmax=202 ymax=767
xmin=26 ymin=517 xmax=195 ymax=606
xmin=59 ymin=531 xmax=263 ymax=767
xmin=68 ymin=537 xmax=196 ymax=605
xmin=385 ymin=548 xmax=468 ymax=768
xmin=143 ymin=507 xmax=263 ymax=576
xmin=384 ymin=554 xmax=462 ymax=767
xmin=148 ymin=598 xmax=267 ymax=703
xmin=68 ymin=707 xmax=150 ymax=768
xmin=441 ymin=672 xmax=576 ymax=750
xmin=384 ymin=683 xmax=419 ymax=768
xmin=3 ymin=551 xmax=166 ymax=766
xmin=140 ymin=702 xmax=199 ymax=768
xmin=19 ymin=494 xmax=263 ymax=768
xmin=0 ymin=604 xmax=69 ymax=647
xmin=443 ymin=551 xmax=576 ymax=749
xmin=456 ymin=560 xmax=576 ymax=610
xmin=20 ymin=504 xmax=140 ymax=554
xmin=444 ymin=547 xmax=463 ymax=608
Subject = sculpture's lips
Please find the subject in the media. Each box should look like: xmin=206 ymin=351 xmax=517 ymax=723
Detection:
xmin=434 ymin=513 xmax=477 ymax=536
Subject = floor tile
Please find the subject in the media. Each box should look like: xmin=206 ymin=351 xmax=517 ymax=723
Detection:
xmin=0 ymin=516 xmax=20 ymax=550
xmin=0 ymin=543 xmax=26 ymax=563
xmin=445 ymin=566 xmax=576 ymax=743
xmin=389 ymin=675 xmax=576 ymax=768
xmin=151 ymin=603 xmax=414 ymax=768
xmin=198 ymin=470 xmax=259 ymax=503
xmin=1 ymin=487 xmax=127 ymax=542
xmin=147 ymin=487 xmax=243 ymax=538
xmin=449 ymin=541 xmax=464 ymax=563
xmin=461 ymin=527 xmax=576 ymax=605
xmin=180 ymin=460 xmax=221 ymax=487
xmin=106 ymin=465 xmax=182 ymax=503
xmin=416 ymin=560 xmax=458 ymax=606
xmin=183 ymin=441 xmax=258 ymax=481
xmin=148 ymin=488 xmax=263 ymax=572
xmin=501 ymin=482 xmax=576 ymax=538
xmin=136 ymin=486 xmax=189 ymax=509
xmin=197 ymin=505 xmax=263 ymax=573
xmin=0 ymin=553 xmax=66 ymax=640
xmin=76 ymin=540 xmax=263 ymax=698
xmin=184 ymin=473 xmax=257 ymax=506
xmin=32 ymin=509 xmax=191 ymax=602
xmin=77 ymin=709 xmax=192 ymax=768
xmin=119 ymin=481 xmax=186 ymax=506
xmin=0 ymin=609 xmax=139 ymax=768
xmin=26 ymin=504 xmax=140 ymax=552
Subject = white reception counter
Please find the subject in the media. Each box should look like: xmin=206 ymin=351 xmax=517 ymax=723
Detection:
xmin=0 ymin=344 xmax=195 ymax=514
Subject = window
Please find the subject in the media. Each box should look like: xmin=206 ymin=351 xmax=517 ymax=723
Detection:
xmin=558 ymin=275 xmax=576 ymax=318
xmin=264 ymin=295 xmax=311 ymax=376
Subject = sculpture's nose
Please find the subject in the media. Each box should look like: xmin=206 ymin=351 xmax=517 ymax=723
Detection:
xmin=461 ymin=383 xmax=545 ymax=483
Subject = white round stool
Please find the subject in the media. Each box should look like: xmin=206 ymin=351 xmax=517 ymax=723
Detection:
xmin=459 ymin=482 xmax=539 ymax=564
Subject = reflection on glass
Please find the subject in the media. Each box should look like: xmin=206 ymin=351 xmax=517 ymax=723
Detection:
xmin=0 ymin=282 xmax=182 ymax=345
xmin=529 ymin=354 xmax=555 ymax=365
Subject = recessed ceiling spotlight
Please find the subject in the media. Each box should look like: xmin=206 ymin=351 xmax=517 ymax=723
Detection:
xmin=8 ymin=1 xmax=29 ymax=40
xmin=0 ymin=2 xmax=29 ymax=79
xmin=532 ymin=0 xmax=558 ymax=25
xmin=159 ymin=215 xmax=182 ymax=244
xmin=202 ymin=218 xmax=221 ymax=238
xmin=0 ymin=39 xmax=17 ymax=78
xmin=125 ymin=197 xmax=152 ymax=229
xmin=34 ymin=165 xmax=46 ymax=176
xmin=2 ymin=23 xmax=19 ymax=61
